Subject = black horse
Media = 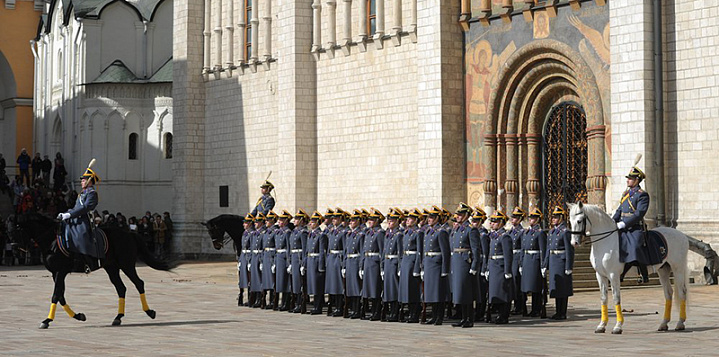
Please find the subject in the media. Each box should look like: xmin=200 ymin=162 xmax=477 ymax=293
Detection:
xmin=202 ymin=214 xmax=245 ymax=251
xmin=6 ymin=213 xmax=174 ymax=329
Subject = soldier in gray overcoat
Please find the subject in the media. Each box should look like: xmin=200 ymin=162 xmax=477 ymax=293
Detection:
xmin=399 ymin=209 xmax=423 ymax=323
xmin=508 ymin=207 xmax=526 ymax=315
xmin=344 ymin=210 xmax=365 ymax=319
xmin=261 ymin=211 xmax=279 ymax=309
xmin=520 ymin=207 xmax=547 ymax=317
xmin=421 ymin=206 xmax=450 ymax=326
xmin=249 ymin=214 xmax=266 ymax=308
xmin=382 ymin=209 xmax=404 ymax=322
xmin=288 ymin=209 xmax=309 ymax=313
xmin=305 ymin=211 xmax=327 ymax=314
xmin=449 ymin=203 xmax=481 ymax=328
xmin=360 ymin=208 xmax=385 ymax=321
xmin=471 ymin=207 xmax=489 ymax=321
xmin=487 ymin=210 xmax=512 ymax=324
xmin=325 ymin=210 xmax=346 ymax=317
xmin=274 ymin=210 xmax=293 ymax=311
xmin=238 ymin=214 xmax=254 ymax=307
xmin=543 ymin=206 xmax=574 ymax=320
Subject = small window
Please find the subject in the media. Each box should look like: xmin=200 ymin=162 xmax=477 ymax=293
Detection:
xmin=368 ymin=0 xmax=376 ymax=36
xmin=164 ymin=133 xmax=173 ymax=159
xmin=129 ymin=133 xmax=138 ymax=160
xmin=219 ymin=186 xmax=229 ymax=207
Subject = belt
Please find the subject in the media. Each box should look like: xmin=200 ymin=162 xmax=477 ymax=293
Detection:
xmin=404 ymin=251 xmax=418 ymax=255
xmin=276 ymin=249 xmax=287 ymax=253
xmin=329 ymin=250 xmax=343 ymax=254
xmin=291 ymin=249 xmax=303 ymax=253
xmin=551 ymin=249 xmax=566 ymax=255
xmin=308 ymin=253 xmax=320 ymax=257
xmin=385 ymin=254 xmax=399 ymax=259
xmin=524 ymin=250 xmax=540 ymax=254
xmin=252 ymin=249 xmax=262 ymax=254
xmin=513 ymin=249 xmax=521 ymax=253
xmin=490 ymin=255 xmax=504 ymax=260
xmin=241 ymin=249 xmax=250 ymax=254
xmin=365 ymin=252 xmax=380 ymax=257
xmin=453 ymin=248 xmax=470 ymax=253
xmin=264 ymin=248 xmax=276 ymax=251
xmin=425 ymin=252 xmax=442 ymax=256
xmin=347 ymin=253 xmax=360 ymax=258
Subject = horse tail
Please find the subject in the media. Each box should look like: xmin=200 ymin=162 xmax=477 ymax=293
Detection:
xmin=132 ymin=233 xmax=177 ymax=271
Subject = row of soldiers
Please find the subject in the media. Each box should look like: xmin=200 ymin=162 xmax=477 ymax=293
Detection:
xmin=235 ymin=203 xmax=574 ymax=327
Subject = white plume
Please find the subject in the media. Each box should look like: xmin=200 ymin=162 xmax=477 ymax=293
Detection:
xmin=633 ymin=153 xmax=642 ymax=167
xmin=88 ymin=158 xmax=96 ymax=168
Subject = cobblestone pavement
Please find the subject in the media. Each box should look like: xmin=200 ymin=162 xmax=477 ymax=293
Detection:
xmin=1 ymin=262 xmax=718 ymax=356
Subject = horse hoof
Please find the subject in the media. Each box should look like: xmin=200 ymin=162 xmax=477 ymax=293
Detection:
xmin=675 ymin=325 xmax=686 ymax=331
xmin=145 ymin=309 xmax=156 ymax=319
xmin=595 ymin=327 xmax=606 ymax=333
xmin=657 ymin=325 xmax=668 ymax=332
xmin=39 ymin=318 xmax=52 ymax=329
xmin=74 ymin=313 xmax=86 ymax=321
xmin=611 ymin=328 xmax=622 ymax=334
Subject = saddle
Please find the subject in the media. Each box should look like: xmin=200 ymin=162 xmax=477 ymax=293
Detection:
xmin=643 ymin=230 xmax=668 ymax=266
xmin=56 ymin=228 xmax=109 ymax=259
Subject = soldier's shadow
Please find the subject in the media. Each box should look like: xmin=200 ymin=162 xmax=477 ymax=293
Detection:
xmin=96 ymin=319 xmax=238 ymax=328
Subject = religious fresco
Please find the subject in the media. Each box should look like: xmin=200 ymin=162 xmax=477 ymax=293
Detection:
xmin=464 ymin=1 xmax=610 ymax=207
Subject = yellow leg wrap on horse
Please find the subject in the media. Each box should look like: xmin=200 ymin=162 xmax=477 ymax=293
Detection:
xmin=664 ymin=299 xmax=672 ymax=321
xmin=118 ymin=297 xmax=126 ymax=315
xmin=62 ymin=304 xmax=76 ymax=317
xmin=615 ymin=304 xmax=624 ymax=324
xmin=679 ymin=299 xmax=686 ymax=321
xmin=601 ymin=305 xmax=608 ymax=323
xmin=47 ymin=303 xmax=57 ymax=320
xmin=140 ymin=293 xmax=149 ymax=311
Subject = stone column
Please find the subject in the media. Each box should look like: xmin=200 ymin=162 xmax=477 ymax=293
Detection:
xmin=409 ymin=0 xmax=417 ymax=41
xmin=357 ymin=0 xmax=367 ymax=50
xmin=173 ymin=0 xmax=207 ymax=257
xmin=214 ymin=0 xmax=223 ymax=74
xmin=262 ymin=0 xmax=272 ymax=61
xmin=203 ymin=0 xmax=211 ymax=73
xmin=586 ymin=125 xmax=607 ymax=207
xmin=225 ymin=0 xmax=234 ymax=73
xmin=325 ymin=0 xmax=336 ymax=48
xmin=251 ymin=0 xmax=259 ymax=61
xmin=276 ymin=0 xmax=318 ymax=211
xmin=311 ymin=0 xmax=322 ymax=53
xmin=392 ymin=0 xmax=401 ymax=35
xmin=416 ymin=0 xmax=465 ymax=207
xmin=504 ymin=134 xmax=518 ymax=210
xmin=341 ymin=0 xmax=351 ymax=47
xmin=374 ymin=0 xmax=384 ymax=40
xmin=237 ymin=0 xmax=246 ymax=63
xmin=483 ymin=133 xmax=497 ymax=208
xmin=525 ymin=133 xmax=542 ymax=208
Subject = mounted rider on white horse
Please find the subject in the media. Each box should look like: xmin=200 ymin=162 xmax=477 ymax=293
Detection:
xmin=613 ymin=164 xmax=650 ymax=283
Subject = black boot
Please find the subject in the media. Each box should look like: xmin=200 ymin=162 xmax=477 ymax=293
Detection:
xmin=238 ymin=290 xmax=244 ymax=307
xmin=485 ymin=303 xmax=493 ymax=323
xmin=529 ymin=293 xmax=542 ymax=317
xmin=406 ymin=303 xmax=419 ymax=323
xmin=435 ymin=302 xmax=445 ymax=325
xmin=638 ymin=265 xmax=650 ymax=284
xmin=426 ymin=303 xmax=438 ymax=325
xmin=495 ymin=303 xmax=509 ymax=324
xmin=475 ymin=301 xmax=486 ymax=321
xmin=369 ymin=299 xmax=382 ymax=321
xmin=452 ymin=304 xmax=466 ymax=327
xmin=279 ymin=293 xmax=289 ymax=311
xmin=332 ymin=295 xmax=344 ymax=317
xmin=387 ymin=302 xmax=399 ymax=322
xmin=463 ymin=305 xmax=474 ymax=328
xmin=310 ymin=295 xmax=322 ymax=315
xmin=360 ymin=298 xmax=370 ymax=320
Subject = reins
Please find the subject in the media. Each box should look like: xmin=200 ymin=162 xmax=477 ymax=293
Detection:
xmin=569 ymin=212 xmax=618 ymax=245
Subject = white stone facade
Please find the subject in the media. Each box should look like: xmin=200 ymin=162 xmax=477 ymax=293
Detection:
xmin=33 ymin=0 xmax=174 ymax=215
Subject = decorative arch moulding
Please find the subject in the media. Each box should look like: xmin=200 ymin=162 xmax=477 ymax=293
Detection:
xmin=585 ymin=124 xmax=606 ymax=139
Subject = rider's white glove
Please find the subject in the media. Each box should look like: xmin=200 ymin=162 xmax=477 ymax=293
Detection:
xmin=504 ymin=273 xmax=513 ymax=279
xmin=541 ymin=268 xmax=547 ymax=277
xmin=617 ymin=221 xmax=626 ymax=230
xmin=469 ymin=269 xmax=477 ymax=275
xmin=359 ymin=270 xmax=364 ymax=279
xmin=565 ymin=269 xmax=572 ymax=275
xmin=341 ymin=268 xmax=346 ymax=278
xmin=300 ymin=266 xmax=305 ymax=276
xmin=271 ymin=265 xmax=276 ymax=274
xmin=58 ymin=213 xmax=71 ymax=221
xmin=259 ymin=263 xmax=263 ymax=271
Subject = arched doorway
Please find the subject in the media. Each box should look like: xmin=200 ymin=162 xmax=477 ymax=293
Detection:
xmin=50 ymin=115 xmax=63 ymax=157
xmin=542 ymin=102 xmax=588 ymax=222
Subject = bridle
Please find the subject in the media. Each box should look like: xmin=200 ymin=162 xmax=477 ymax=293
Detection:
xmin=568 ymin=211 xmax=617 ymax=245
xmin=208 ymin=224 xmax=232 ymax=249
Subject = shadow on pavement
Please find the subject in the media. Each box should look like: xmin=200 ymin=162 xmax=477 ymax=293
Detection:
xmin=96 ymin=319 xmax=239 ymax=328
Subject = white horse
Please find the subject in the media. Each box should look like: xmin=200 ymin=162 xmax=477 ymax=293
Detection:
xmin=568 ymin=202 xmax=689 ymax=334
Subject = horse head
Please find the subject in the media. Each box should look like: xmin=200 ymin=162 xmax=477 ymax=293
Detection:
xmin=568 ymin=201 xmax=590 ymax=248
xmin=203 ymin=214 xmax=245 ymax=250
xmin=6 ymin=213 xmax=57 ymax=252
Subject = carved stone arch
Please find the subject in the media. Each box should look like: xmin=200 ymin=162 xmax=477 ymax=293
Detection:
xmin=483 ymin=39 xmax=607 ymax=211
xmin=157 ymin=108 xmax=170 ymax=132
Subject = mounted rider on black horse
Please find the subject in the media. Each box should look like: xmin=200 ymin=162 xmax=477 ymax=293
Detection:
xmin=56 ymin=159 xmax=105 ymax=273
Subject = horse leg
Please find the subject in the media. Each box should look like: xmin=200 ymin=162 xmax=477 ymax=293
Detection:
xmin=609 ymin=270 xmax=623 ymax=334
xmin=40 ymin=270 xmax=85 ymax=329
xmin=121 ymin=265 xmax=156 ymax=319
xmin=674 ymin=265 xmax=688 ymax=331
xmin=105 ymin=265 xmax=128 ymax=326
xmin=657 ymin=264 xmax=673 ymax=331
xmin=595 ymin=272 xmax=609 ymax=333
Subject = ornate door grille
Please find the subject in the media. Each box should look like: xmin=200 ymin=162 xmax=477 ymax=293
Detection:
xmin=542 ymin=103 xmax=588 ymax=222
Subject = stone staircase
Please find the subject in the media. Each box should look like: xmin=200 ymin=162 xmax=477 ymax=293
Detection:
xmin=572 ymin=245 xmax=663 ymax=292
